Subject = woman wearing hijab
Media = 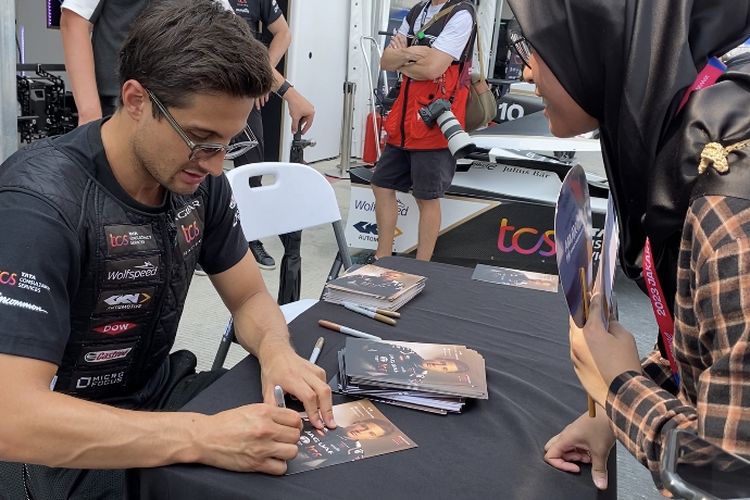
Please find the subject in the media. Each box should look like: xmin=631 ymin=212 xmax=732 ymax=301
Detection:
xmin=506 ymin=0 xmax=750 ymax=492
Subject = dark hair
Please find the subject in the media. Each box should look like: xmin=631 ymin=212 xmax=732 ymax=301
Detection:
xmin=118 ymin=0 xmax=273 ymax=110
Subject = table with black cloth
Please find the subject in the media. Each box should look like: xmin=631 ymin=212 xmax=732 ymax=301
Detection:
xmin=139 ymin=257 xmax=616 ymax=500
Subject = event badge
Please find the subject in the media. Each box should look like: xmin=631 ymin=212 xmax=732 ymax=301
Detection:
xmin=554 ymin=164 xmax=593 ymax=327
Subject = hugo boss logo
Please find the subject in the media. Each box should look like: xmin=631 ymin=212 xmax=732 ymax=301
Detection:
xmin=105 ymin=225 xmax=158 ymax=256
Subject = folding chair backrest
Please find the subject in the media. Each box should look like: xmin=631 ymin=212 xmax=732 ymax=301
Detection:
xmin=226 ymin=162 xmax=343 ymax=241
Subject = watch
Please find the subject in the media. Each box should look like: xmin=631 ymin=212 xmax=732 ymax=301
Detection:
xmin=275 ymin=80 xmax=293 ymax=98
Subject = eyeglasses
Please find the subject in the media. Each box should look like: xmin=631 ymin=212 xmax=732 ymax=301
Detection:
xmin=509 ymin=33 xmax=532 ymax=68
xmin=145 ymin=88 xmax=258 ymax=161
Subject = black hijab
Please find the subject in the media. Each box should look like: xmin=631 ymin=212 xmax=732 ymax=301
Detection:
xmin=507 ymin=0 xmax=750 ymax=285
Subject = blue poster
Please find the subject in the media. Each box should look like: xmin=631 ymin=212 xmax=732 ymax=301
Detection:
xmin=554 ymin=164 xmax=593 ymax=327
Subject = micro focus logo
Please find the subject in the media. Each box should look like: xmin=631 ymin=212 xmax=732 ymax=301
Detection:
xmin=105 ymin=225 xmax=157 ymax=255
xmin=0 ymin=271 xmax=17 ymax=287
xmin=497 ymin=217 xmax=556 ymax=256
xmin=92 ymin=321 xmax=138 ymax=336
xmin=84 ymin=348 xmax=132 ymax=364
xmin=96 ymin=289 xmax=154 ymax=313
xmin=75 ymin=371 xmax=124 ymax=389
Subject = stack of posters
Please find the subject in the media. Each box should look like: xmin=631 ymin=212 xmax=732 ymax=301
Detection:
xmin=322 ymin=264 xmax=427 ymax=312
xmin=286 ymin=399 xmax=416 ymax=474
xmin=331 ymin=338 xmax=488 ymax=415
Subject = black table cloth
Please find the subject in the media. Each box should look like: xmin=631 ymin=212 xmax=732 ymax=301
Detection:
xmin=139 ymin=257 xmax=616 ymax=500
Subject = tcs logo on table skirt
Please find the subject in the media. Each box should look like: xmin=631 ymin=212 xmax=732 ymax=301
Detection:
xmin=0 ymin=271 xmax=18 ymax=286
xmin=497 ymin=217 xmax=556 ymax=257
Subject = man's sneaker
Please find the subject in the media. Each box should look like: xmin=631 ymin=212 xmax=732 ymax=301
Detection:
xmin=194 ymin=264 xmax=208 ymax=276
xmin=249 ymin=240 xmax=276 ymax=270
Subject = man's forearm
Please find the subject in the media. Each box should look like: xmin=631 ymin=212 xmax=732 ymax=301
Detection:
xmin=60 ymin=10 xmax=102 ymax=124
xmin=232 ymin=289 xmax=292 ymax=360
xmin=380 ymin=47 xmax=412 ymax=71
xmin=0 ymin=389 xmax=206 ymax=468
xmin=267 ymin=30 xmax=291 ymax=68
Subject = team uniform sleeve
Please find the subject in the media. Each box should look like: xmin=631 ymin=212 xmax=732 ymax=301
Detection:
xmin=0 ymin=192 xmax=80 ymax=365
xmin=260 ymin=0 xmax=283 ymax=26
xmin=197 ymin=175 xmax=249 ymax=275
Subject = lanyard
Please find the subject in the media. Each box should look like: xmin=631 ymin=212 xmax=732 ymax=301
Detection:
xmin=641 ymin=58 xmax=727 ymax=386
xmin=677 ymin=57 xmax=726 ymax=112
xmin=643 ymin=238 xmax=679 ymax=384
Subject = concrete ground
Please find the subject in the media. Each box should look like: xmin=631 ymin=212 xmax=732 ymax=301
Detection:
xmin=173 ymin=154 xmax=661 ymax=499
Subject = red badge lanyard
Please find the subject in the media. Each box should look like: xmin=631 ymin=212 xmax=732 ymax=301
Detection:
xmin=641 ymin=58 xmax=726 ymax=385
xmin=643 ymin=238 xmax=679 ymax=384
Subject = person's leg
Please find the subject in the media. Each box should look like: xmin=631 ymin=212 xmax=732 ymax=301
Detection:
xmin=414 ymin=198 xmax=441 ymax=261
xmin=370 ymin=145 xmax=412 ymax=259
xmin=373 ymin=186 xmax=398 ymax=259
xmin=410 ymin=149 xmax=457 ymax=261
xmin=232 ymin=107 xmax=276 ymax=270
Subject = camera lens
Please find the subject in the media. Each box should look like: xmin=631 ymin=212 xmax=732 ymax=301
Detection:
xmin=436 ymin=111 xmax=475 ymax=158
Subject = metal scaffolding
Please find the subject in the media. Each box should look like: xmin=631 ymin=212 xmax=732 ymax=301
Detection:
xmin=0 ymin=0 xmax=17 ymax=163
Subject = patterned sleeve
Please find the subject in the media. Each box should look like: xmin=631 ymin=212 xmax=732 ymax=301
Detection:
xmin=640 ymin=348 xmax=679 ymax=395
xmin=606 ymin=195 xmax=750 ymax=485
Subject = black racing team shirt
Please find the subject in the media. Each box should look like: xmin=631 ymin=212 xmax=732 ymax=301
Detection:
xmin=229 ymin=0 xmax=283 ymax=39
xmin=0 ymin=120 xmax=248 ymax=373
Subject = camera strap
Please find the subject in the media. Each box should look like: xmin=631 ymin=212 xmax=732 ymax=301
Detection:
xmin=408 ymin=2 xmax=459 ymax=45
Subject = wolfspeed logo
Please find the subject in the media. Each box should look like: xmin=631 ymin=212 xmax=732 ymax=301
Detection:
xmin=353 ymin=198 xmax=409 ymax=216
xmin=0 ymin=291 xmax=47 ymax=314
xmin=105 ymin=225 xmax=157 ymax=255
xmin=105 ymin=257 xmax=160 ymax=283
xmin=95 ymin=288 xmax=154 ymax=313
xmin=84 ymin=348 xmax=132 ymax=364
xmin=92 ymin=321 xmax=138 ymax=336
xmin=75 ymin=371 xmax=124 ymax=389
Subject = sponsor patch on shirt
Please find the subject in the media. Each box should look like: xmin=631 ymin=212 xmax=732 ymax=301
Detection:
xmin=91 ymin=321 xmax=139 ymax=336
xmin=175 ymin=209 xmax=204 ymax=257
xmin=74 ymin=370 xmax=125 ymax=390
xmin=95 ymin=288 xmax=155 ymax=314
xmin=105 ymin=225 xmax=158 ymax=256
xmin=0 ymin=291 xmax=47 ymax=314
xmin=80 ymin=344 xmax=135 ymax=365
xmin=104 ymin=256 xmax=160 ymax=283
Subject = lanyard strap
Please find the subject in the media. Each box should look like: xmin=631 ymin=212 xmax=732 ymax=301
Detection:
xmin=677 ymin=57 xmax=726 ymax=113
xmin=643 ymin=238 xmax=680 ymax=384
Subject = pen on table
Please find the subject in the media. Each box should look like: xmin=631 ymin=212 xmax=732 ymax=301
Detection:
xmin=342 ymin=301 xmax=401 ymax=319
xmin=273 ymin=385 xmax=286 ymax=408
xmin=318 ymin=319 xmax=382 ymax=341
xmin=309 ymin=336 xmax=324 ymax=364
xmin=343 ymin=302 xmax=397 ymax=326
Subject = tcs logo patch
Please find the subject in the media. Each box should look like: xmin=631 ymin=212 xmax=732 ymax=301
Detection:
xmin=0 ymin=271 xmax=17 ymax=286
xmin=497 ymin=217 xmax=556 ymax=257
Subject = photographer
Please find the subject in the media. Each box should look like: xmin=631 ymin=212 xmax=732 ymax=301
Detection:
xmin=370 ymin=0 xmax=475 ymax=262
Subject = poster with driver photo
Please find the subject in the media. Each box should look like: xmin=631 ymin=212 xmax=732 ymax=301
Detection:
xmin=286 ymin=399 xmax=416 ymax=475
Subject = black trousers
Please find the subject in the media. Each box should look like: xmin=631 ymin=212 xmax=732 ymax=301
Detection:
xmin=0 ymin=351 xmax=226 ymax=500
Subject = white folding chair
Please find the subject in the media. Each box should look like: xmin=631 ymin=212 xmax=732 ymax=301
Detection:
xmin=211 ymin=162 xmax=352 ymax=369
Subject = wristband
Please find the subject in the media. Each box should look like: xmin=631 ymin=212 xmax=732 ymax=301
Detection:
xmin=274 ymin=80 xmax=293 ymax=98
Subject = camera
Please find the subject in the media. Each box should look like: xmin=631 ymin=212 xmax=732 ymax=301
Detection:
xmin=418 ymin=99 xmax=475 ymax=159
